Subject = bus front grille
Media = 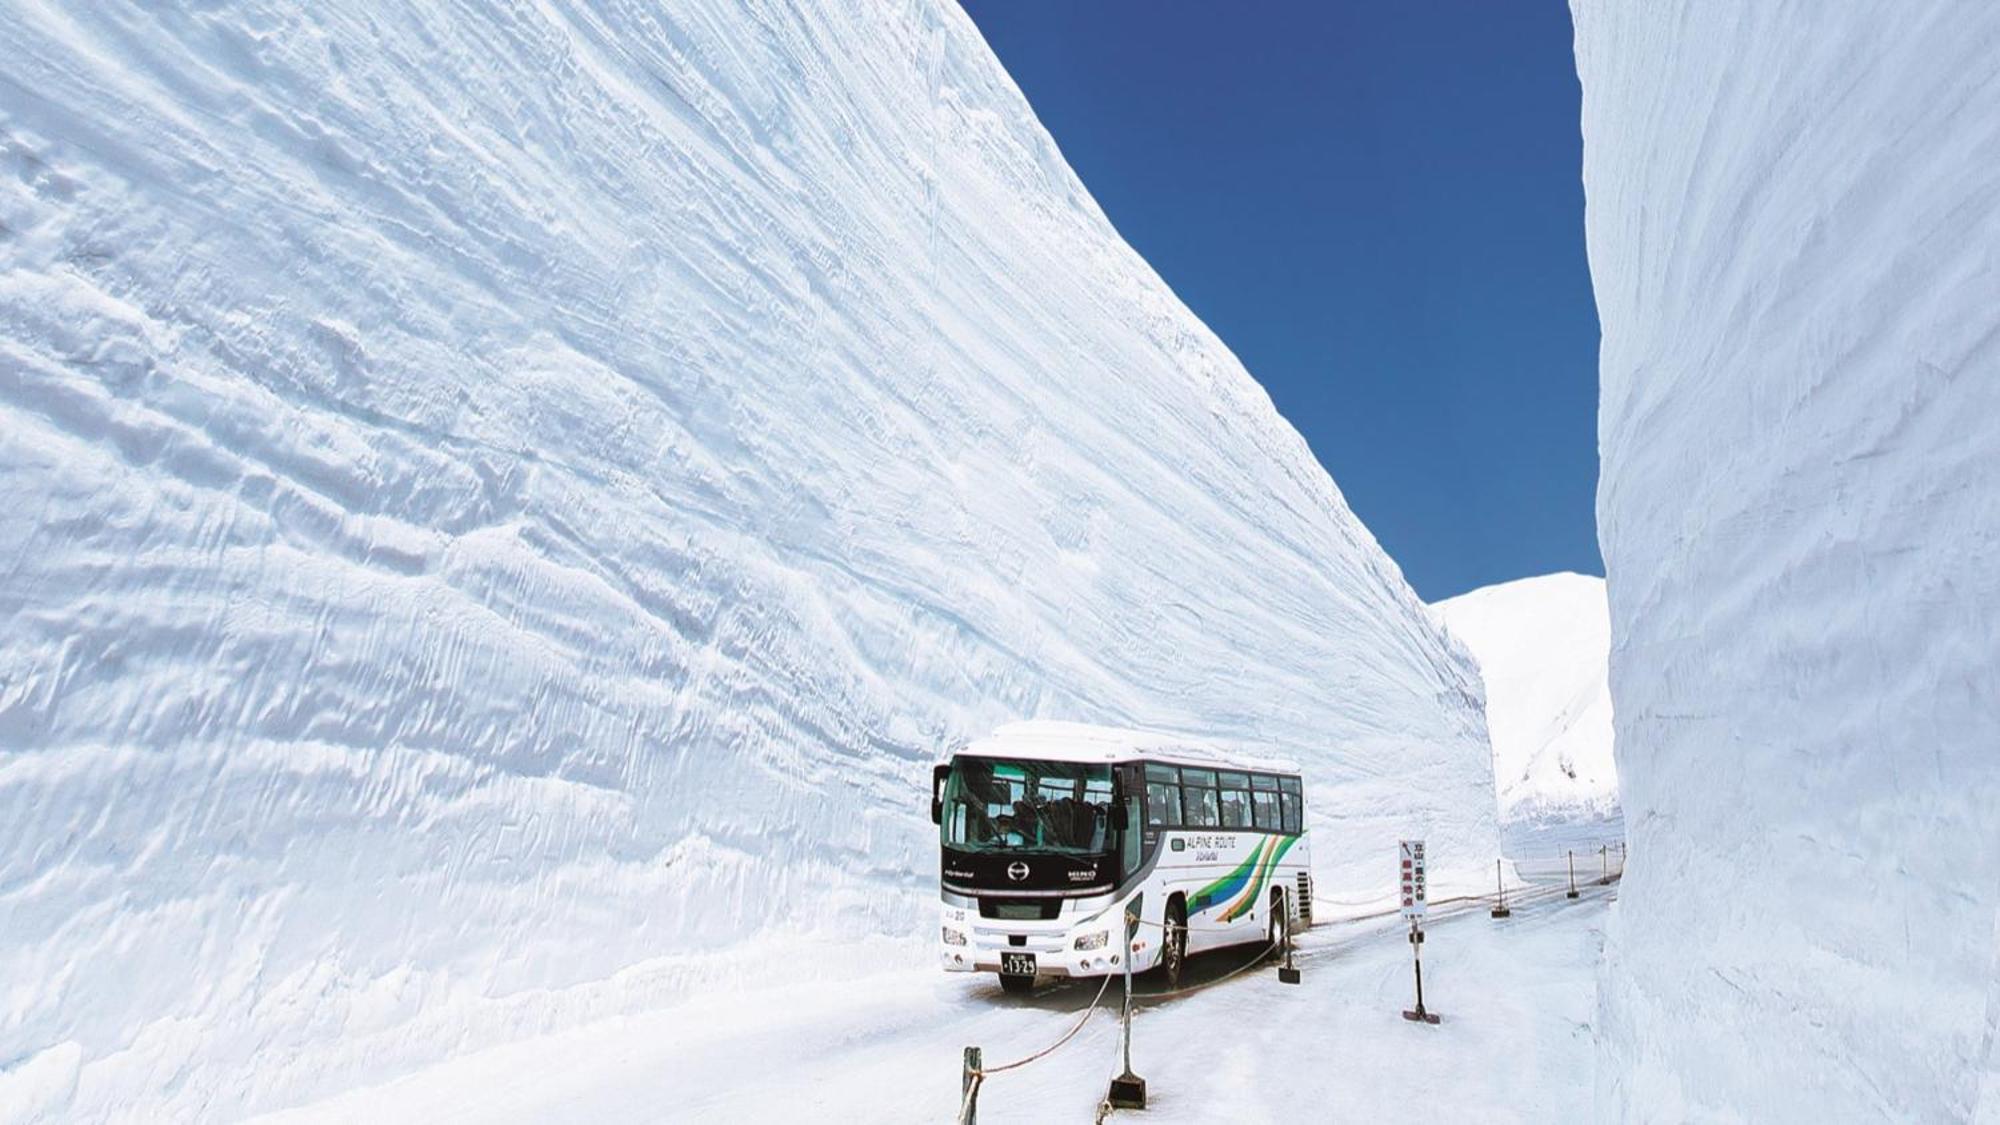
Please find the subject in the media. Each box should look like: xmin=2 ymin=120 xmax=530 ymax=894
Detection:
xmin=979 ymin=897 xmax=1062 ymax=921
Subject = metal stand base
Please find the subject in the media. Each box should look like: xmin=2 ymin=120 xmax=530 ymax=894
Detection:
xmin=1490 ymin=906 xmax=1511 ymax=918
xmin=1278 ymin=965 xmax=1301 ymax=984
xmin=1401 ymin=1007 xmax=1442 ymax=1025
xmin=1108 ymin=1072 xmax=1148 ymax=1108
xmin=1566 ymin=889 xmax=1580 ymax=899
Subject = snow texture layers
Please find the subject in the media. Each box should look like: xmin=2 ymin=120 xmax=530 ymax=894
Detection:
xmin=0 ymin=2 xmax=1496 ymax=1118
xmin=1432 ymin=573 xmax=1616 ymax=828
xmin=1573 ymin=2 xmax=2000 ymax=1119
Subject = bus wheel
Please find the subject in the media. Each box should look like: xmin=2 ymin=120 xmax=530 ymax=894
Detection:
xmin=999 ymin=973 xmax=1034 ymax=996
xmin=1160 ymin=897 xmax=1188 ymax=989
xmin=1267 ymin=888 xmax=1289 ymax=960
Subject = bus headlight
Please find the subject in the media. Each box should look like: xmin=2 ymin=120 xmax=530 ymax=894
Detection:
xmin=1074 ymin=930 xmax=1109 ymax=951
xmin=942 ymin=926 xmax=967 ymax=946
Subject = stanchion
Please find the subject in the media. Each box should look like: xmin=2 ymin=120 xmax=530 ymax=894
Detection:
xmin=1278 ymin=901 xmax=1302 ymax=984
xmin=1566 ymin=850 xmax=1579 ymax=899
xmin=1400 ymin=919 xmax=1440 ymax=1024
xmin=1490 ymin=857 xmax=1511 ymax=919
xmin=1107 ymin=909 xmax=1146 ymax=1109
xmin=1598 ymin=844 xmax=1611 ymax=885
xmin=961 ymin=1046 xmax=981 ymax=1125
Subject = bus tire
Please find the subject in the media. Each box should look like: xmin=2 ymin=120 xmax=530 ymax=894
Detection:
xmin=1267 ymin=887 xmax=1289 ymax=960
xmin=1160 ymin=896 xmax=1188 ymax=989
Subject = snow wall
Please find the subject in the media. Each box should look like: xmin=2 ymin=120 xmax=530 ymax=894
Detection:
xmin=0 ymin=2 xmax=1498 ymax=1117
xmin=1573 ymin=3 xmax=2000 ymax=1119
xmin=1432 ymin=573 xmax=1616 ymax=829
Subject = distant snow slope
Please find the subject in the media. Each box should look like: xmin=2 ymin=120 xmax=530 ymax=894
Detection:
xmin=1432 ymin=573 xmax=1615 ymax=827
xmin=0 ymin=2 xmax=1496 ymax=1118
xmin=1574 ymin=2 xmax=2000 ymax=1119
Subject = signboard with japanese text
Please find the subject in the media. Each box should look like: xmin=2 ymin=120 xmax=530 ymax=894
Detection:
xmin=1399 ymin=839 xmax=1427 ymax=919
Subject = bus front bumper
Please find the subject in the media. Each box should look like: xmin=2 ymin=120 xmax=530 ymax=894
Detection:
xmin=938 ymin=901 xmax=1158 ymax=979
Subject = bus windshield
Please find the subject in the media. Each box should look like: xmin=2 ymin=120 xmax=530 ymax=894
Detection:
xmin=941 ymin=757 xmax=1114 ymax=855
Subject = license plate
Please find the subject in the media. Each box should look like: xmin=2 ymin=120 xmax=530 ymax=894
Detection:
xmin=1000 ymin=952 xmax=1036 ymax=977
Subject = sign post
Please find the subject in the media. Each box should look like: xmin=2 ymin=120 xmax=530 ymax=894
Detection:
xmin=1399 ymin=840 xmax=1440 ymax=1024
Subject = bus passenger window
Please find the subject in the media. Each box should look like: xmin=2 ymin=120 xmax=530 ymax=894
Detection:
xmin=1184 ymin=785 xmax=1219 ymax=827
xmin=1252 ymin=790 xmax=1279 ymax=831
xmin=1280 ymin=792 xmax=1301 ymax=834
xmin=1143 ymin=763 xmax=1181 ymax=827
xmin=1179 ymin=768 xmax=1219 ymax=828
xmin=1219 ymin=791 xmax=1249 ymax=828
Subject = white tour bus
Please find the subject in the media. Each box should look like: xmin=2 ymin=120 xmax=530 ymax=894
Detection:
xmin=931 ymin=721 xmax=1312 ymax=993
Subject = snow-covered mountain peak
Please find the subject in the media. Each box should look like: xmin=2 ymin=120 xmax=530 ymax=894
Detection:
xmin=1431 ymin=572 xmax=1616 ymax=826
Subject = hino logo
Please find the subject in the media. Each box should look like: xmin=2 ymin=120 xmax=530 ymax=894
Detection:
xmin=1006 ymin=861 xmax=1030 ymax=882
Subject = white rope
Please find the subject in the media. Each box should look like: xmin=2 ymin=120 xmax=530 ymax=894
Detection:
xmin=972 ymin=870 xmax=1623 ymax=1122
xmin=978 ymin=970 xmax=1117 ymax=1076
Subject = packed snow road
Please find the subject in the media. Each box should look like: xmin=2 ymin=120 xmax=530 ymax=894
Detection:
xmin=259 ymin=873 xmax=1616 ymax=1123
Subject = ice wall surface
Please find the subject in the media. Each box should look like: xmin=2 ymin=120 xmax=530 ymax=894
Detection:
xmin=1432 ymin=573 xmax=1616 ymax=828
xmin=1573 ymin=2 xmax=2000 ymax=1119
xmin=0 ymin=2 xmax=1496 ymax=1117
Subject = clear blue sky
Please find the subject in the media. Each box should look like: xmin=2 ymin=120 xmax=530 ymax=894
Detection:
xmin=960 ymin=1 xmax=1602 ymax=601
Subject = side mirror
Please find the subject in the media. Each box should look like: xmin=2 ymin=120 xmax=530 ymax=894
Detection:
xmin=930 ymin=763 xmax=950 ymax=825
xmin=1108 ymin=798 xmax=1129 ymax=831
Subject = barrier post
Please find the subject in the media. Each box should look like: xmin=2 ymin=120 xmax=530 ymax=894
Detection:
xmin=961 ymin=1046 xmax=981 ymax=1125
xmin=1566 ymin=850 xmax=1579 ymax=899
xmin=1490 ymin=857 xmax=1511 ymax=919
xmin=1107 ymin=909 xmax=1146 ymax=1109
xmin=1278 ymin=899 xmax=1302 ymax=984
xmin=1599 ymin=844 xmax=1610 ymax=885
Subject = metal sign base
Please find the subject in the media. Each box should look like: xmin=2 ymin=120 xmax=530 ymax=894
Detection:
xmin=1401 ymin=1006 xmax=1441 ymax=1025
xmin=1108 ymin=1072 xmax=1147 ymax=1109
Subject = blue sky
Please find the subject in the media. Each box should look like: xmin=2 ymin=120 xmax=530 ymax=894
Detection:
xmin=960 ymin=2 xmax=1602 ymax=601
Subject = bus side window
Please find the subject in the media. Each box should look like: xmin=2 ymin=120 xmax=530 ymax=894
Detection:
xmin=1279 ymin=791 xmax=1301 ymax=835
xmin=1219 ymin=791 xmax=1249 ymax=828
xmin=1217 ymin=771 xmax=1250 ymax=828
xmin=1252 ymin=789 xmax=1280 ymax=831
xmin=1144 ymin=763 xmax=1181 ymax=828
xmin=1179 ymin=768 xmax=1220 ymax=828
xmin=1184 ymin=785 xmax=1218 ymax=827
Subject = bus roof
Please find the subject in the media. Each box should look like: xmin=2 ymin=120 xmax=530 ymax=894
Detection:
xmin=954 ymin=720 xmax=1302 ymax=776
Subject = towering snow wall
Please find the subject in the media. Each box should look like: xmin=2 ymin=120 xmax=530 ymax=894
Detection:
xmin=0 ymin=2 xmax=1496 ymax=1117
xmin=1432 ymin=573 xmax=1616 ymax=829
xmin=1573 ymin=3 xmax=2000 ymax=1118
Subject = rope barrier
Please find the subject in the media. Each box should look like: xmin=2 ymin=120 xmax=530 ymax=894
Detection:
xmin=979 ymin=969 xmax=1116 ymax=1075
xmin=956 ymin=959 xmax=1117 ymax=1123
xmin=1132 ymin=937 xmax=1281 ymax=1000
xmin=959 ymin=856 xmax=1625 ymax=1123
